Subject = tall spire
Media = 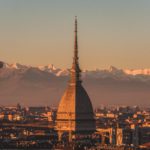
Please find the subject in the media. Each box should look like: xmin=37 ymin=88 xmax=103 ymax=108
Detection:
xmin=70 ymin=16 xmax=81 ymax=85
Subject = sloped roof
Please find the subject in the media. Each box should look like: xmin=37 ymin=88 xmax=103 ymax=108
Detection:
xmin=57 ymin=83 xmax=94 ymax=120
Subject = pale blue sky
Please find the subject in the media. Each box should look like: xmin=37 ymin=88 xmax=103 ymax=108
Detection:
xmin=0 ymin=0 xmax=150 ymax=69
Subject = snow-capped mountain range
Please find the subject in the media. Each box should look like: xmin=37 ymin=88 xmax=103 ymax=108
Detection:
xmin=2 ymin=62 xmax=150 ymax=77
xmin=1 ymin=62 xmax=69 ymax=77
xmin=0 ymin=61 xmax=150 ymax=107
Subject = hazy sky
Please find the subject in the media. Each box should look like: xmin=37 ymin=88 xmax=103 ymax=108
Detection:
xmin=0 ymin=0 xmax=150 ymax=70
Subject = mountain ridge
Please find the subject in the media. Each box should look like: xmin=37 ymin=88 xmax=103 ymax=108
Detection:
xmin=2 ymin=62 xmax=150 ymax=76
xmin=0 ymin=61 xmax=150 ymax=107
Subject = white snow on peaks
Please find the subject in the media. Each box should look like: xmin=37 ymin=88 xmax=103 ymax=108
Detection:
xmin=38 ymin=64 xmax=69 ymax=76
xmin=2 ymin=62 xmax=30 ymax=70
xmin=108 ymin=66 xmax=150 ymax=76
xmin=124 ymin=69 xmax=150 ymax=75
xmin=109 ymin=66 xmax=118 ymax=72
xmin=38 ymin=64 xmax=57 ymax=72
xmin=2 ymin=62 xmax=150 ymax=77
xmin=56 ymin=69 xmax=69 ymax=76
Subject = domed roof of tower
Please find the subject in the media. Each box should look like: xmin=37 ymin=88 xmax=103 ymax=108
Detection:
xmin=57 ymin=83 xmax=94 ymax=120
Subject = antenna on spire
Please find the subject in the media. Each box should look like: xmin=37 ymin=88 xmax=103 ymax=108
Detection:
xmin=75 ymin=16 xmax=77 ymax=22
xmin=75 ymin=16 xmax=77 ymax=29
xmin=74 ymin=16 xmax=78 ymax=51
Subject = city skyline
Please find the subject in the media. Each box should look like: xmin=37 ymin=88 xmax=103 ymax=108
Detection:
xmin=1 ymin=0 xmax=150 ymax=70
xmin=0 ymin=1 xmax=150 ymax=149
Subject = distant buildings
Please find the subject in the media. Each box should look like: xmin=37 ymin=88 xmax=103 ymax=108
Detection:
xmin=0 ymin=104 xmax=149 ymax=149
xmin=95 ymin=105 xmax=150 ymax=148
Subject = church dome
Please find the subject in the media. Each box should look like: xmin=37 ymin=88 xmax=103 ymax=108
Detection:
xmin=56 ymin=83 xmax=95 ymax=132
